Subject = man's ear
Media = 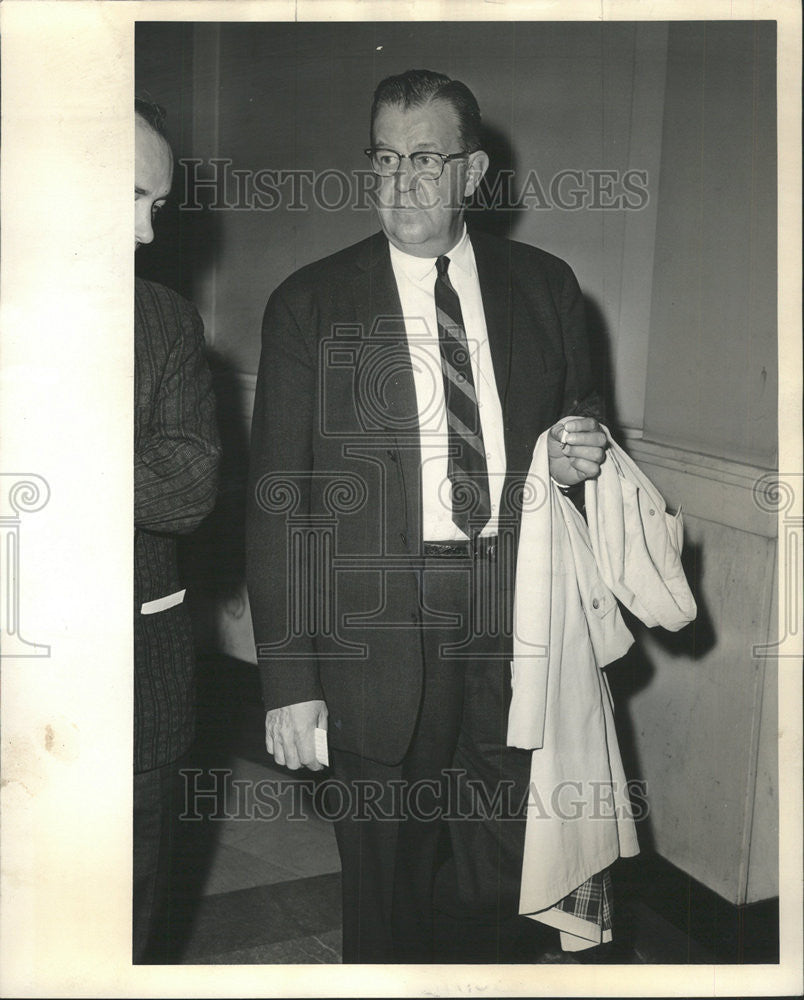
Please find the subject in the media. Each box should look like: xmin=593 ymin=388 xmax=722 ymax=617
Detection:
xmin=463 ymin=150 xmax=489 ymax=198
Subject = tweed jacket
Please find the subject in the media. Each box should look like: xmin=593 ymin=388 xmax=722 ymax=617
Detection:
xmin=134 ymin=277 xmax=221 ymax=773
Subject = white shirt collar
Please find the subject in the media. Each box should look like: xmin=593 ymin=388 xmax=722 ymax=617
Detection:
xmin=388 ymin=225 xmax=474 ymax=284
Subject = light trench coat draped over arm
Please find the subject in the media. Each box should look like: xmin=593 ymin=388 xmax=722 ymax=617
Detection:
xmin=508 ymin=426 xmax=696 ymax=928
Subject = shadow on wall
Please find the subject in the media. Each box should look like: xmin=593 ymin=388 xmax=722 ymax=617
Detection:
xmin=469 ymin=120 xmax=518 ymax=241
xmin=472 ymin=123 xmax=625 ymax=445
xmin=606 ymin=539 xmax=716 ymax=853
xmin=583 ymin=295 xmax=623 ymax=445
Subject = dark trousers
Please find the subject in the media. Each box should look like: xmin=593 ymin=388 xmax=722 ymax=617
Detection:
xmin=445 ymin=657 xmax=533 ymax=916
xmin=432 ymin=657 xmax=537 ymax=962
xmin=431 ymin=553 xmax=565 ymax=962
xmin=133 ymin=756 xmax=185 ymax=962
xmin=330 ymin=549 xmax=513 ymax=963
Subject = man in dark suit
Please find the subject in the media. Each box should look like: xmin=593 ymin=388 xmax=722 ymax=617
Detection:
xmin=133 ymin=98 xmax=221 ymax=961
xmin=246 ymin=69 xmax=606 ymax=963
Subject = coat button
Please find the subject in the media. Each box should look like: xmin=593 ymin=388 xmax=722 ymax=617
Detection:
xmin=592 ymin=598 xmax=600 ymax=609
xmin=649 ymin=508 xmax=655 ymax=516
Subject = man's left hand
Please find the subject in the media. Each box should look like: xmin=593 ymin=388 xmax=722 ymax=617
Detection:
xmin=547 ymin=416 xmax=608 ymax=487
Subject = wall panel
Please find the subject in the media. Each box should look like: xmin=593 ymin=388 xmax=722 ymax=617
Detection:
xmin=613 ymin=436 xmax=777 ymax=903
xmin=644 ymin=21 xmax=777 ymax=467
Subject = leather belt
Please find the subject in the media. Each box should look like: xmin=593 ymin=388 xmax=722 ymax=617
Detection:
xmin=422 ymin=536 xmax=498 ymax=560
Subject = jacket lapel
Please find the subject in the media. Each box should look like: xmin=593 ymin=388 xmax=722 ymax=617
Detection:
xmin=347 ymin=233 xmax=422 ymax=544
xmin=471 ymin=228 xmax=558 ymax=496
xmin=348 ymin=233 xmax=418 ymax=433
xmin=470 ymin=230 xmax=514 ymax=413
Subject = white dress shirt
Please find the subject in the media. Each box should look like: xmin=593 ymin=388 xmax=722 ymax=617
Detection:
xmin=388 ymin=227 xmax=506 ymax=540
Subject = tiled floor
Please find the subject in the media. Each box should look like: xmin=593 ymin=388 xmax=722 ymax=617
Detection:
xmin=176 ymin=752 xmax=343 ymax=964
xmin=153 ymin=657 xmax=777 ymax=966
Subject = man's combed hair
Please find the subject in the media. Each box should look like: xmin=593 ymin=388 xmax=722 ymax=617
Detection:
xmin=135 ymin=96 xmax=167 ymax=136
xmin=371 ymin=69 xmax=482 ymax=152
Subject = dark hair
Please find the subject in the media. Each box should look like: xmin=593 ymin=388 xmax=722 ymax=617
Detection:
xmin=370 ymin=69 xmax=482 ymax=152
xmin=135 ymin=96 xmax=167 ymax=136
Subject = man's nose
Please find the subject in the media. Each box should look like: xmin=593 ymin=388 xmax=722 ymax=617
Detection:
xmin=394 ymin=158 xmax=416 ymax=192
xmin=135 ymin=205 xmax=155 ymax=245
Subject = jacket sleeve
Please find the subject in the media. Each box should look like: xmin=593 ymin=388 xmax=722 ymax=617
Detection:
xmin=134 ymin=298 xmax=221 ymax=534
xmin=554 ymin=259 xmax=606 ymax=512
xmin=557 ymin=261 xmax=606 ymax=423
xmin=245 ymin=282 xmax=325 ymax=711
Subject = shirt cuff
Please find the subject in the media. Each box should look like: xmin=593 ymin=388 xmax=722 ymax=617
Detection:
xmin=550 ymin=475 xmax=574 ymax=493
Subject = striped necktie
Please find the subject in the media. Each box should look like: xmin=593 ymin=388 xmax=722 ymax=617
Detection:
xmin=434 ymin=254 xmax=491 ymax=538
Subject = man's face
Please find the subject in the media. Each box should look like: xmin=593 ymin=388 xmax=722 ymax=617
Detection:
xmin=135 ymin=116 xmax=173 ymax=251
xmin=371 ymin=100 xmax=488 ymax=258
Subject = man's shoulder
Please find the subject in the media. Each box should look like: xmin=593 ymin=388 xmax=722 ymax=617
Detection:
xmin=135 ymin=277 xmax=204 ymax=362
xmin=274 ymin=233 xmax=386 ymax=298
xmin=471 ymin=230 xmax=575 ymax=292
xmin=469 ymin=228 xmax=575 ymax=282
xmin=135 ymin=276 xmax=198 ymax=320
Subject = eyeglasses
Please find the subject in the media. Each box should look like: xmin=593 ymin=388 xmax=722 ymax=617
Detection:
xmin=364 ymin=147 xmax=470 ymax=180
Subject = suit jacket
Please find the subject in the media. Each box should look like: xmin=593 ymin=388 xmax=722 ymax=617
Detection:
xmin=134 ymin=277 xmax=221 ymax=773
xmin=246 ymin=229 xmax=596 ymax=766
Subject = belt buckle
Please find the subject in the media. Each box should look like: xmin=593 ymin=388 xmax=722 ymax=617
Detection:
xmin=423 ymin=540 xmax=464 ymax=557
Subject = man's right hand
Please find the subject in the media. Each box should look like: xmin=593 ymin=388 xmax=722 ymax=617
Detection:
xmin=265 ymin=700 xmax=328 ymax=771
